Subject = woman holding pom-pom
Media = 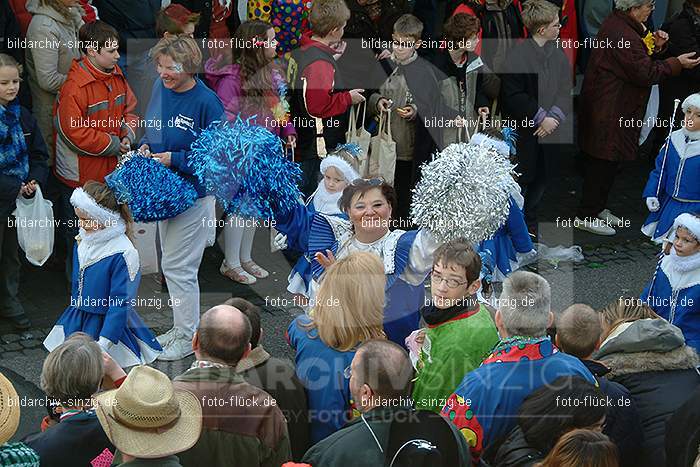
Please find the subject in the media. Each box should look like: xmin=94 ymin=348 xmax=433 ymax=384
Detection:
xmin=205 ymin=20 xmax=296 ymax=285
xmin=642 ymin=93 xmax=700 ymax=242
xmin=275 ymin=178 xmax=439 ymax=346
xmin=139 ymin=36 xmax=225 ymax=361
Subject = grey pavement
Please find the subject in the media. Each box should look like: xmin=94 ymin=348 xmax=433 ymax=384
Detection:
xmin=1 ymin=153 xmax=661 ymax=442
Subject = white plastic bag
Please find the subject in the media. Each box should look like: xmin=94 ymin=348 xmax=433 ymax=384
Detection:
xmin=12 ymin=185 xmax=54 ymax=266
xmin=534 ymin=243 xmax=585 ymax=266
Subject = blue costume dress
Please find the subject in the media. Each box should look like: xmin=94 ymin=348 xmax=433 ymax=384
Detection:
xmin=642 ymin=129 xmax=700 ymax=242
xmin=478 ymin=190 xmax=536 ymax=282
xmin=642 ymin=249 xmax=700 ymax=353
xmin=275 ymin=201 xmax=439 ymax=346
xmin=44 ymin=224 xmax=161 ymax=367
xmin=287 ymin=184 xmax=347 ymax=298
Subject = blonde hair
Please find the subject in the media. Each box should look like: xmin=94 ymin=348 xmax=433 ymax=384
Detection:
xmin=150 ymin=36 xmax=202 ymax=74
xmin=41 ymin=333 xmax=103 ymax=407
xmin=309 ymin=0 xmax=351 ymax=37
xmin=307 ymin=252 xmax=386 ymax=351
xmin=82 ymin=180 xmax=135 ymax=240
xmin=599 ymin=297 xmax=660 ymax=342
xmin=394 ymin=14 xmax=424 ymax=41
xmin=0 ymin=53 xmax=23 ymax=76
xmin=521 ymin=0 xmax=560 ymax=33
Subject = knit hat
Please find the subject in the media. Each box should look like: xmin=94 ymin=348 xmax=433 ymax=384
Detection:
xmin=0 ymin=443 xmax=40 ymax=467
xmin=0 ymin=372 xmax=19 ymax=446
xmin=674 ymin=213 xmax=700 ymax=240
xmin=682 ymin=93 xmax=700 ymax=113
xmin=94 ymin=366 xmax=202 ymax=459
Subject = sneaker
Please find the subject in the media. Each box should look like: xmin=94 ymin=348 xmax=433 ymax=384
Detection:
xmin=156 ymin=327 xmax=178 ymax=347
xmin=574 ymin=217 xmax=617 ymax=236
xmin=597 ymin=209 xmax=624 ymax=227
xmin=157 ymin=328 xmax=194 ymax=361
xmin=220 ymin=261 xmax=256 ymax=284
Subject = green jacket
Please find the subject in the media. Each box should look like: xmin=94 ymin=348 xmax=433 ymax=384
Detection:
xmin=302 ymin=406 xmax=471 ymax=466
xmin=412 ymin=304 xmax=499 ymax=412
xmin=173 ymin=366 xmax=292 ymax=467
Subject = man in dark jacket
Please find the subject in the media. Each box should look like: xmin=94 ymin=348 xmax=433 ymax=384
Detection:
xmin=226 ymin=298 xmax=310 ymax=461
xmin=173 ymin=305 xmax=292 ymax=467
xmin=0 ymin=96 xmax=48 ymax=331
xmin=302 ymin=339 xmax=472 ymax=466
xmin=555 ymin=304 xmax=643 ymax=467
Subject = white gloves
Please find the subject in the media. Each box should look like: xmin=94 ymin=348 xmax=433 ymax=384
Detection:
xmin=273 ymin=232 xmax=288 ymax=251
xmin=646 ymin=197 xmax=660 ymax=212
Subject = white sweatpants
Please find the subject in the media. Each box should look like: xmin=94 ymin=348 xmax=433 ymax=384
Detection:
xmin=158 ymin=196 xmax=215 ymax=337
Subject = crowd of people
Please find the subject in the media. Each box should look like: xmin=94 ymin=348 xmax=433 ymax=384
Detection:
xmin=1 ymin=0 xmax=700 ymax=465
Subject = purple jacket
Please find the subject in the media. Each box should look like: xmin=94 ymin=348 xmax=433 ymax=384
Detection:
xmin=204 ymin=58 xmax=296 ymax=139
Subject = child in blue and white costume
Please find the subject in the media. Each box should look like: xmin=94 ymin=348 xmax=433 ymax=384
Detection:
xmin=642 ymin=93 xmax=700 ymax=242
xmin=287 ymin=144 xmax=360 ymax=301
xmin=642 ymin=213 xmax=700 ymax=353
xmin=44 ymin=181 xmax=161 ymax=367
xmin=471 ymin=130 xmax=536 ymax=282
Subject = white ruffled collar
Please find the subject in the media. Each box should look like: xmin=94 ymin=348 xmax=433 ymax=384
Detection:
xmin=668 ymin=248 xmax=700 ymax=273
xmin=311 ymin=182 xmax=343 ymax=215
xmin=77 ymin=221 xmax=139 ymax=281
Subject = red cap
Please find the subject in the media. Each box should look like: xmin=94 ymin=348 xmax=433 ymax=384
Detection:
xmin=163 ymin=4 xmax=198 ymax=26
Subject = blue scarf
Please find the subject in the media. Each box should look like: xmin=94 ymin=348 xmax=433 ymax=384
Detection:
xmin=0 ymin=100 xmax=29 ymax=181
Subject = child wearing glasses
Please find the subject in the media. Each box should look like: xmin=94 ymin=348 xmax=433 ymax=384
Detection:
xmin=285 ymin=144 xmax=361 ymax=303
xmin=408 ymin=240 xmax=499 ymax=413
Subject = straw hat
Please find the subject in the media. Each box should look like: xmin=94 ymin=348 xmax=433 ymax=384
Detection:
xmin=0 ymin=371 xmax=20 ymax=445
xmin=94 ymin=366 xmax=202 ymax=459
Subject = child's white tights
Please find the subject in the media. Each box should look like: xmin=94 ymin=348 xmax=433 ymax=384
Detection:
xmin=223 ymin=215 xmax=256 ymax=268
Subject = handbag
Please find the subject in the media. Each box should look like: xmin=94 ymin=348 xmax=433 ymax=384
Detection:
xmin=346 ymin=102 xmax=371 ymax=176
xmin=369 ymin=109 xmax=397 ymax=184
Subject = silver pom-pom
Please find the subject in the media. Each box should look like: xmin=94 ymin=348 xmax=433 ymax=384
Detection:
xmin=410 ymin=142 xmax=518 ymax=243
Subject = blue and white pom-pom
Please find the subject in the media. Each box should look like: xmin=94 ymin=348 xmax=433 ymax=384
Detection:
xmin=105 ymin=151 xmax=198 ymax=222
xmin=188 ymin=117 xmax=302 ymax=220
xmin=410 ymin=142 xmax=518 ymax=243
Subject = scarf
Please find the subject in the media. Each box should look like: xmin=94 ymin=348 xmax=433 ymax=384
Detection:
xmin=420 ymin=299 xmax=479 ymax=326
xmin=0 ymin=100 xmax=29 ymax=181
xmin=482 ymin=335 xmax=556 ymax=364
xmin=668 ymin=248 xmax=700 ymax=273
xmin=0 ymin=442 xmax=40 ymax=467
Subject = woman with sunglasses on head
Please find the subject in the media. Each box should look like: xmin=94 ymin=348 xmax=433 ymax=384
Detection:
xmin=275 ymin=176 xmax=439 ymax=346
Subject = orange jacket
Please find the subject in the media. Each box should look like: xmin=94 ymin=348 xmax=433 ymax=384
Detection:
xmin=54 ymin=57 xmax=138 ymax=187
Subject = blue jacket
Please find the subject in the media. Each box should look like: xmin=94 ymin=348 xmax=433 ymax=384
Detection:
xmin=441 ymin=337 xmax=595 ymax=461
xmin=643 ymin=129 xmax=700 ymax=202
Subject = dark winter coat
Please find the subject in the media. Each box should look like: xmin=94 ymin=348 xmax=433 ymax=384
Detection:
xmin=594 ymin=318 xmax=700 ymax=467
xmin=579 ymin=10 xmax=682 ymax=162
xmin=337 ymin=0 xmax=409 ymax=91
xmin=172 ymin=0 xmax=240 ymax=40
xmin=500 ymin=38 xmax=572 ymax=184
xmin=91 ymin=0 xmax=163 ymax=55
xmin=665 ymin=385 xmax=700 ymax=467
xmin=0 ymin=104 xmax=49 ymax=218
xmin=236 ymin=346 xmax=310 ymax=461
xmin=659 ymin=3 xmax=700 ymax=123
xmin=492 ymin=425 xmax=542 ymax=467
xmin=581 ymin=359 xmax=643 ymax=467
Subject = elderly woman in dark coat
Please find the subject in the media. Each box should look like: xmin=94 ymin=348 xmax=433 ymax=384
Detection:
xmin=658 ymin=0 xmax=700 ymax=137
xmin=576 ymin=0 xmax=700 ymax=236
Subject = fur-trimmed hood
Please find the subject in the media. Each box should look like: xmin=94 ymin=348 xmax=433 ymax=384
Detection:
xmin=594 ymin=319 xmax=700 ymax=378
